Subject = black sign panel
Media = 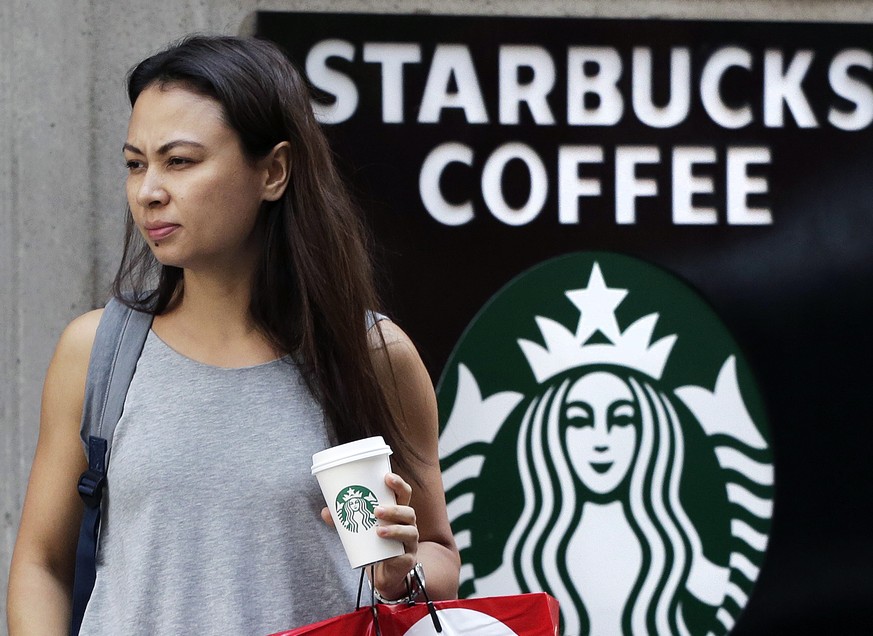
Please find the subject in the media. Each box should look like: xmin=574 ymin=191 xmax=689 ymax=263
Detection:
xmin=257 ymin=12 xmax=873 ymax=634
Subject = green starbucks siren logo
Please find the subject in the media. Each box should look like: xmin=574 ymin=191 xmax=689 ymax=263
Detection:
xmin=335 ymin=486 xmax=379 ymax=533
xmin=437 ymin=252 xmax=772 ymax=636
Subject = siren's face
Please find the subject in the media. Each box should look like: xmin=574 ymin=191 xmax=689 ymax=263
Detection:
xmin=563 ymin=372 xmax=638 ymax=495
xmin=348 ymin=498 xmax=361 ymax=511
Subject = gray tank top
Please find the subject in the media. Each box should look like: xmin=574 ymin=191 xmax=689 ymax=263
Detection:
xmin=79 ymin=330 xmax=360 ymax=635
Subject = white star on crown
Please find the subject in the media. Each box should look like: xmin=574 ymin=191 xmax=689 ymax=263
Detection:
xmin=517 ymin=262 xmax=677 ymax=383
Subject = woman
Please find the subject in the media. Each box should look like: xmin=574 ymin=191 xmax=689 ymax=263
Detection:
xmin=7 ymin=35 xmax=459 ymax=634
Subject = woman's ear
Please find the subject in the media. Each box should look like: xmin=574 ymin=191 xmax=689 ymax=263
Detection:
xmin=262 ymin=141 xmax=291 ymax=201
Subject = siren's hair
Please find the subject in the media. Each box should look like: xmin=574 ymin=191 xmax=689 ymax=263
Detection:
xmin=112 ymin=34 xmax=414 ymax=473
xmin=508 ymin=369 xmax=694 ymax=635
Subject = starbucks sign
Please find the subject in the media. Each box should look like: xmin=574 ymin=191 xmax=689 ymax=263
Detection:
xmin=258 ymin=11 xmax=873 ymax=632
xmin=438 ymin=252 xmax=772 ymax=635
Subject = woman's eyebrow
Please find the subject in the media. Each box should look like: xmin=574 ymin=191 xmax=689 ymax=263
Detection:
xmin=122 ymin=139 xmax=206 ymax=155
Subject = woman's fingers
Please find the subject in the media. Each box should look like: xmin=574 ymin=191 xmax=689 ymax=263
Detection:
xmin=375 ymin=472 xmax=417 ymax=546
xmin=373 ymin=510 xmax=418 ymax=598
xmin=385 ymin=472 xmax=412 ymax=506
xmin=370 ymin=473 xmax=420 ymax=598
xmin=375 ymin=507 xmax=419 ymax=547
xmin=320 ymin=506 xmax=335 ymax=527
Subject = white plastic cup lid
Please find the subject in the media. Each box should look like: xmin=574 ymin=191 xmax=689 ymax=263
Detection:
xmin=311 ymin=436 xmax=393 ymax=475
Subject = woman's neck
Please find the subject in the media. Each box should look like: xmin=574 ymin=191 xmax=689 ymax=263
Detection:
xmin=151 ymin=269 xmax=280 ymax=368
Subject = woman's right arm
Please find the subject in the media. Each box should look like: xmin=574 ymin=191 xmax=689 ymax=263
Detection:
xmin=7 ymin=309 xmax=102 ymax=635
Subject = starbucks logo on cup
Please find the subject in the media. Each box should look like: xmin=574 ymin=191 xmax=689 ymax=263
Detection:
xmin=336 ymin=486 xmax=379 ymax=533
xmin=438 ymin=252 xmax=773 ymax=636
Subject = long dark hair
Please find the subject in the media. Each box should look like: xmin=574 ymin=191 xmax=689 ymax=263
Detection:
xmin=114 ymin=35 xmax=414 ymax=472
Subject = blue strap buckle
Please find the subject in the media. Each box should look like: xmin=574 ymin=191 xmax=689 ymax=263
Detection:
xmin=77 ymin=469 xmax=106 ymax=508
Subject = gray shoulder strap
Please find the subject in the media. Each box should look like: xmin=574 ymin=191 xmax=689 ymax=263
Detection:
xmin=365 ymin=310 xmax=389 ymax=331
xmin=72 ymin=297 xmax=152 ymax=635
xmin=79 ymin=297 xmax=154 ymax=460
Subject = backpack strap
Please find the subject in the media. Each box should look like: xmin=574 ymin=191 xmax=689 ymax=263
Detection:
xmin=71 ymin=297 xmax=153 ymax=636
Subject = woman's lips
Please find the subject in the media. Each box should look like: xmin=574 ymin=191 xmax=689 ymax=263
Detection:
xmin=145 ymin=223 xmax=180 ymax=241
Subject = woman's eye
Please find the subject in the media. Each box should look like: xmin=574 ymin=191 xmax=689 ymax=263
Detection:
xmin=167 ymin=156 xmax=191 ymax=167
xmin=125 ymin=160 xmax=144 ymax=171
xmin=611 ymin=403 xmax=636 ymax=427
xmin=565 ymin=405 xmax=592 ymax=426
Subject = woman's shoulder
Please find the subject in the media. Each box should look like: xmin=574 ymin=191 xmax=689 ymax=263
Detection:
xmin=367 ymin=318 xmax=433 ymax=395
xmin=367 ymin=318 xmax=417 ymax=360
xmin=52 ymin=308 xmax=104 ymax=371
xmin=61 ymin=307 xmax=103 ymax=346
xmin=39 ymin=308 xmax=105 ymax=440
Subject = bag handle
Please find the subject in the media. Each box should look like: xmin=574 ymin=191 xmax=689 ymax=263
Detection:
xmin=356 ymin=564 xmax=443 ymax=634
xmin=356 ymin=567 xmax=382 ymax=636
xmin=411 ymin=566 xmax=442 ymax=633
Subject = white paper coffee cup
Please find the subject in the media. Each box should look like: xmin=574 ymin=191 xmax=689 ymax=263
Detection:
xmin=311 ymin=436 xmax=405 ymax=568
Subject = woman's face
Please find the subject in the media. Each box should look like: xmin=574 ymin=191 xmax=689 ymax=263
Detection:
xmin=563 ymin=372 xmax=638 ymax=495
xmin=123 ymin=84 xmax=273 ymax=274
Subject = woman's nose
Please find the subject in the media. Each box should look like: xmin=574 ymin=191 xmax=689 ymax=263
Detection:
xmin=136 ymin=169 xmax=170 ymax=208
xmin=592 ymin=411 xmax=610 ymax=437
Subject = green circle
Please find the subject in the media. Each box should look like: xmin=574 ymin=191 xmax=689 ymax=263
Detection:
xmin=437 ymin=251 xmax=772 ymax=636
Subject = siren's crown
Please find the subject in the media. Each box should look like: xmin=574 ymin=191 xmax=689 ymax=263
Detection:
xmin=518 ymin=263 xmax=677 ymax=383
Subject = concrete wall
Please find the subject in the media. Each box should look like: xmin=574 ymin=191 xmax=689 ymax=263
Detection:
xmin=2 ymin=0 xmax=872 ymax=632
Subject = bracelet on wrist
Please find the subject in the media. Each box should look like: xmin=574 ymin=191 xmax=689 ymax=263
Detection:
xmin=373 ymin=562 xmax=425 ymax=605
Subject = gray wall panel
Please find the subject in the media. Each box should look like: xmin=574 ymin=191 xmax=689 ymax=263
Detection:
xmin=1 ymin=0 xmax=18 ymax=630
